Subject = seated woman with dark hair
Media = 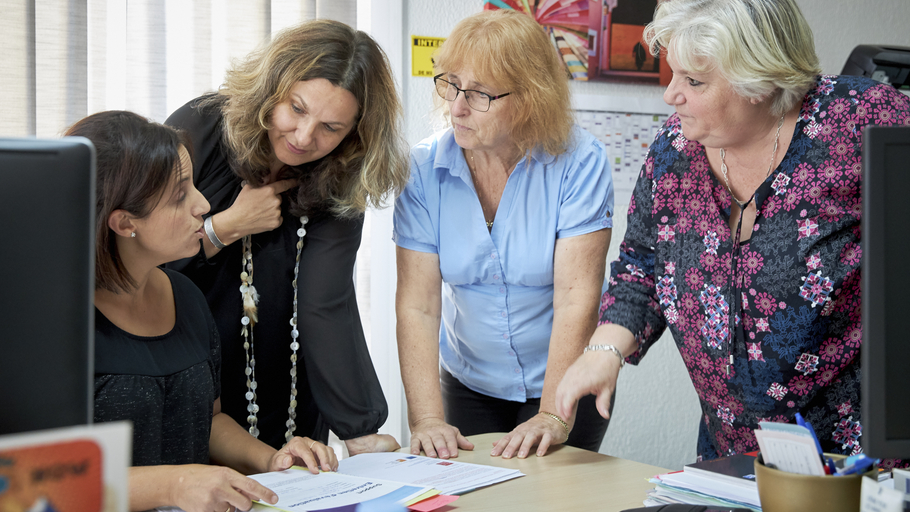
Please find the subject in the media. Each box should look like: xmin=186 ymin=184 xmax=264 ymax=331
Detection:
xmin=67 ymin=110 xmax=337 ymax=512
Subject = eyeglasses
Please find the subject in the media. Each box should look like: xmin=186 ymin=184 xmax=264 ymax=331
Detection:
xmin=433 ymin=74 xmax=511 ymax=113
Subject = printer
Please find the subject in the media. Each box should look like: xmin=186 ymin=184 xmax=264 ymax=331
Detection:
xmin=841 ymin=44 xmax=910 ymax=89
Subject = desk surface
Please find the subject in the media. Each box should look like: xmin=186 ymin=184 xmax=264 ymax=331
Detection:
xmin=401 ymin=432 xmax=667 ymax=511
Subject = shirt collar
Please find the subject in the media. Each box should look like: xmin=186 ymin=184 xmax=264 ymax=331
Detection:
xmin=433 ymin=128 xmax=557 ymax=181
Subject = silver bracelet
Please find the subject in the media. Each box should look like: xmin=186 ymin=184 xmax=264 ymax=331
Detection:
xmin=584 ymin=344 xmax=625 ymax=369
xmin=203 ymin=216 xmax=226 ymax=249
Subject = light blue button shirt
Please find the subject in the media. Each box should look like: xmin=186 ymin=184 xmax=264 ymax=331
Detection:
xmin=393 ymin=126 xmax=614 ymax=402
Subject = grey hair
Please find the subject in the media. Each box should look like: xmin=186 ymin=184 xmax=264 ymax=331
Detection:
xmin=645 ymin=0 xmax=821 ymax=116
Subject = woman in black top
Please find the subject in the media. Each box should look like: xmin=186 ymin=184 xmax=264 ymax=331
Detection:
xmin=166 ymin=19 xmax=408 ymax=452
xmin=69 ymin=111 xmax=337 ymax=512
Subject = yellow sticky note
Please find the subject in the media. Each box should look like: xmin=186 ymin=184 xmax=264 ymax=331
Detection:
xmin=411 ymin=36 xmax=445 ymax=77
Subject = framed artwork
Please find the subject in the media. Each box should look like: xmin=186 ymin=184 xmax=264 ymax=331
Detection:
xmin=483 ymin=0 xmax=669 ymax=85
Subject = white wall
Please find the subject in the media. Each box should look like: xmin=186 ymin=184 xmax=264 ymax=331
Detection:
xmin=398 ymin=0 xmax=910 ymax=471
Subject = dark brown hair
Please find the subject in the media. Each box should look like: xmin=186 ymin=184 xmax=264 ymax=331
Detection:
xmin=65 ymin=111 xmax=191 ymax=293
xmin=202 ymin=19 xmax=409 ymax=218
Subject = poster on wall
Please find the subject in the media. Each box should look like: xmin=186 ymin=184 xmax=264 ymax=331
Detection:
xmin=482 ymin=0 xmax=669 ymax=85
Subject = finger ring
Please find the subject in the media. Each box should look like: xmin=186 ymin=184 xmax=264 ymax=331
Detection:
xmin=309 ymin=440 xmax=317 ymax=450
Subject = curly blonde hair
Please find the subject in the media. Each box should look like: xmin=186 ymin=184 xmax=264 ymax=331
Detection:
xmin=203 ymin=19 xmax=408 ymax=218
xmin=434 ymin=9 xmax=573 ymax=157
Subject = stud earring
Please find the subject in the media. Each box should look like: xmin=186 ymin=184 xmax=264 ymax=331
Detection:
xmin=131 ymin=232 xmax=136 ymax=238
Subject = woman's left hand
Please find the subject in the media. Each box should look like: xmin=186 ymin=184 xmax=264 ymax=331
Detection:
xmin=490 ymin=413 xmax=568 ymax=459
xmin=268 ymin=436 xmax=339 ymax=474
xmin=344 ymin=433 xmax=401 ymax=456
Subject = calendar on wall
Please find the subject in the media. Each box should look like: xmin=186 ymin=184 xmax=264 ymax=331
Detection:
xmin=576 ymin=109 xmax=669 ymax=205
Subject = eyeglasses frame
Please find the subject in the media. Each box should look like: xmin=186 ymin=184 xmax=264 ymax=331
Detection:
xmin=433 ymin=73 xmax=511 ymax=113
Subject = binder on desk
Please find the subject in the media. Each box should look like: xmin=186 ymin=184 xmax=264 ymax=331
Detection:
xmin=684 ymin=453 xmax=758 ymax=489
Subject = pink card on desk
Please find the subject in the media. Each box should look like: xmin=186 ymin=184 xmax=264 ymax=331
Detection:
xmin=408 ymin=494 xmax=458 ymax=511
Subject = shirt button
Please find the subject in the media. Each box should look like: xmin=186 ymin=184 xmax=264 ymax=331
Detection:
xmin=508 ymin=350 xmax=515 ymax=355
xmin=513 ymin=368 xmax=521 ymax=374
xmin=491 ymin=253 xmax=497 ymax=259
xmin=499 ymin=287 xmax=505 ymax=293
xmin=501 ymin=311 xmax=507 ymax=318
xmin=503 ymin=334 xmax=509 ymax=340
xmin=518 ymin=386 xmax=525 ymax=392
xmin=494 ymin=275 xmax=500 ymax=280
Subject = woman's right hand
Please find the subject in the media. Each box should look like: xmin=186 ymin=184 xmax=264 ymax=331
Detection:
xmin=168 ymin=464 xmax=279 ymax=512
xmin=214 ymin=178 xmax=299 ymax=245
xmin=409 ymin=417 xmax=474 ymax=459
xmin=555 ymin=350 xmax=621 ymax=422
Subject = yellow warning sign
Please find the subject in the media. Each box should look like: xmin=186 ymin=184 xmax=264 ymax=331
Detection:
xmin=411 ymin=36 xmax=445 ymax=77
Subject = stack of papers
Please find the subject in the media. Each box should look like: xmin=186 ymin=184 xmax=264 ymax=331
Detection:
xmin=646 ymin=453 xmax=762 ymax=511
xmin=247 ymin=452 xmax=524 ymax=512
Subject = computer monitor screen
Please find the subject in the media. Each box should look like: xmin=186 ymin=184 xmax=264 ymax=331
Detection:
xmin=861 ymin=125 xmax=910 ymax=459
xmin=0 ymin=137 xmax=95 ymax=435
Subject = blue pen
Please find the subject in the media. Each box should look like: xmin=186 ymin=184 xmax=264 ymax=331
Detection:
xmin=795 ymin=412 xmax=825 ymax=456
xmin=838 ymin=454 xmax=878 ymax=476
xmin=826 ymin=456 xmax=837 ymax=475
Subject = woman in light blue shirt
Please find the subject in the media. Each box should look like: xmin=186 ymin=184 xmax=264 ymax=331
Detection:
xmin=394 ymin=10 xmax=615 ymax=460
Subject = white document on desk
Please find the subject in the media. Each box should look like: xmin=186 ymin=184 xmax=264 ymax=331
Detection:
xmin=248 ymin=470 xmax=432 ymax=511
xmin=337 ymin=452 xmax=524 ymax=495
xmin=754 ymin=429 xmax=826 ymax=476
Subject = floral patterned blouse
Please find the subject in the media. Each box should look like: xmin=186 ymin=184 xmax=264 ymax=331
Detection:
xmin=601 ymin=75 xmax=910 ymax=467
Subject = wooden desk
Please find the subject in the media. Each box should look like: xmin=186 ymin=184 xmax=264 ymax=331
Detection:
xmin=402 ymin=432 xmax=667 ymax=511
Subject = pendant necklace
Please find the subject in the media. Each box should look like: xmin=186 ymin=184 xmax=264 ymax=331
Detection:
xmin=467 ymin=151 xmax=494 ymax=229
xmin=240 ymin=214 xmax=308 ymax=443
xmin=719 ymin=113 xmax=785 ymax=377
xmin=720 ymin=113 xmax=786 ymax=209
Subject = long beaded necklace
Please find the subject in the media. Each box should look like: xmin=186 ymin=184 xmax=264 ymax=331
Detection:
xmin=240 ymin=215 xmax=308 ymax=443
xmin=719 ymin=113 xmax=786 ymax=209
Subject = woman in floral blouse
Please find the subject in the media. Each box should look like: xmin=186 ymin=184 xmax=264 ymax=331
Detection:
xmin=556 ymin=0 xmax=910 ymax=467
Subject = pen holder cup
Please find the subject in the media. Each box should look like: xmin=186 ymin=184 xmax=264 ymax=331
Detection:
xmin=754 ymin=453 xmax=876 ymax=512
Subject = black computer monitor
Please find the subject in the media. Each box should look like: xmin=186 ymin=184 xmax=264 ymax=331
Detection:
xmin=861 ymin=125 xmax=910 ymax=460
xmin=0 ymin=137 xmax=96 ymax=435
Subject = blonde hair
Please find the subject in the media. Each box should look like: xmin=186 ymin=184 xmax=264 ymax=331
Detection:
xmin=203 ymin=19 xmax=408 ymax=218
xmin=645 ymin=0 xmax=821 ymax=116
xmin=434 ymin=9 xmax=573 ymax=157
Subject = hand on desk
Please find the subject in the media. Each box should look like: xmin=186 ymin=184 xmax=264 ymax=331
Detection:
xmin=491 ymin=413 xmax=567 ymax=459
xmin=409 ymin=417 xmax=474 ymax=459
xmin=344 ymin=433 xmax=401 ymax=456
xmin=270 ymin=436 xmax=338 ymax=473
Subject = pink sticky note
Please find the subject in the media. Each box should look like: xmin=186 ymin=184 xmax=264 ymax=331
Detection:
xmin=407 ymin=494 xmax=459 ymax=512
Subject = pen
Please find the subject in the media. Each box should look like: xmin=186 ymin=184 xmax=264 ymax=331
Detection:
xmin=794 ymin=412 xmax=824 ymax=456
xmin=838 ymin=454 xmax=878 ymax=476
xmin=826 ymin=457 xmax=837 ymax=475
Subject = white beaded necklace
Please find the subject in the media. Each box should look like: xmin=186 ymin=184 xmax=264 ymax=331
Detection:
xmin=240 ymin=215 xmax=308 ymax=443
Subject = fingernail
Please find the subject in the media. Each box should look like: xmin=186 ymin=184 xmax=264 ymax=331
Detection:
xmin=270 ymin=494 xmax=279 ymax=504
xmin=282 ymin=456 xmax=292 ymax=466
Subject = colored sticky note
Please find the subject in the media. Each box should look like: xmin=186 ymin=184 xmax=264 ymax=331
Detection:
xmin=407 ymin=494 xmax=458 ymax=512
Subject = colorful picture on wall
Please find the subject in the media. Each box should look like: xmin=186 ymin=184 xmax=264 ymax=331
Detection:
xmin=482 ymin=0 xmax=668 ymax=85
